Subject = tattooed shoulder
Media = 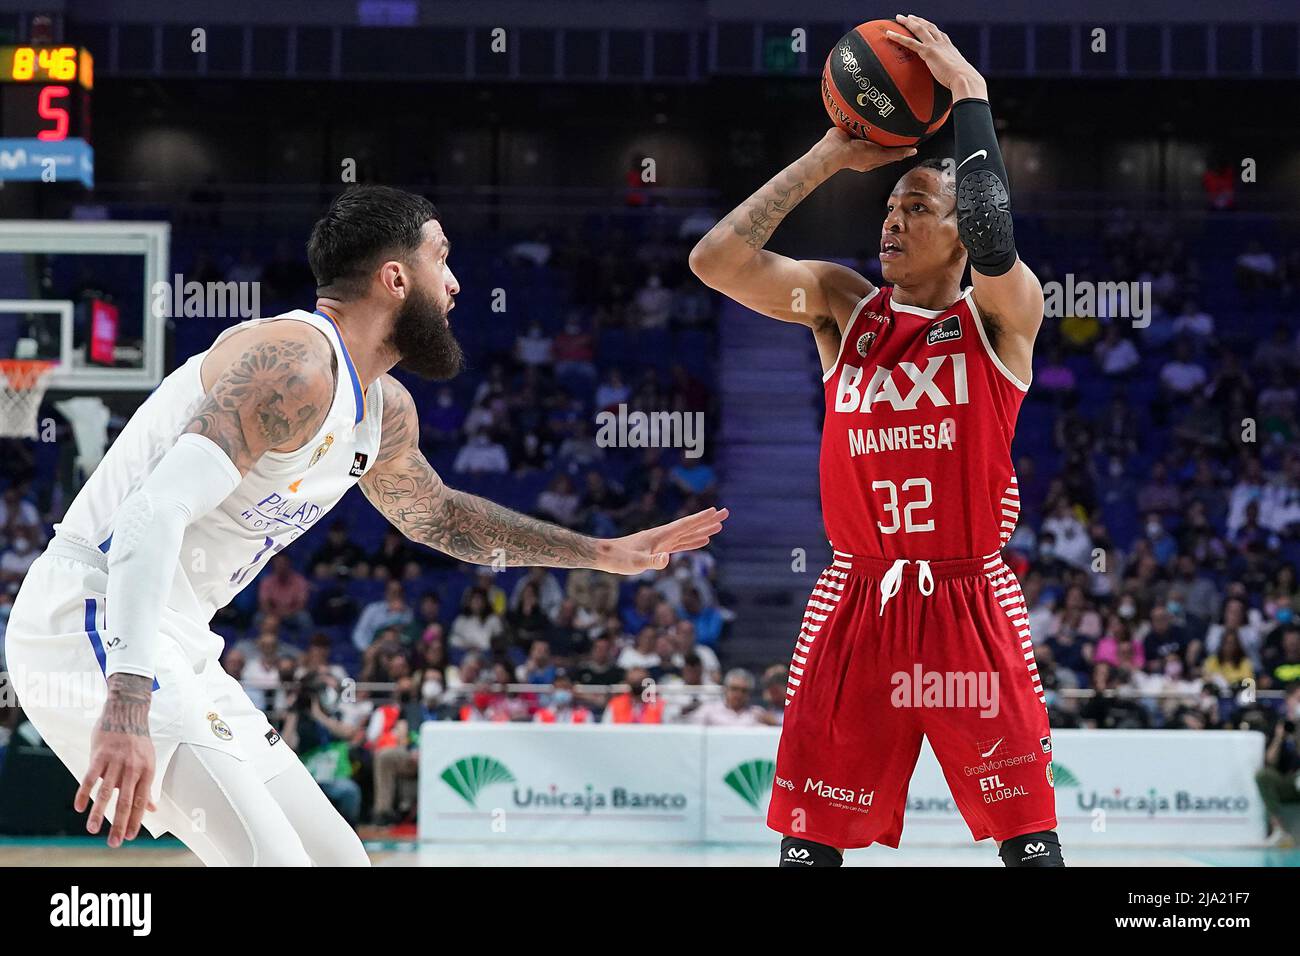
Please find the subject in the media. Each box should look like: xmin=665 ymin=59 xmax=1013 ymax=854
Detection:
xmin=186 ymin=327 xmax=335 ymax=472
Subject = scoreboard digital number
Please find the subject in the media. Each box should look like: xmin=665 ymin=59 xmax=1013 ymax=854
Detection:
xmin=1 ymin=45 xmax=92 ymax=141
xmin=0 ymin=45 xmax=94 ymax=186
xmin=0 ymin=45 xmax=93 ymax=87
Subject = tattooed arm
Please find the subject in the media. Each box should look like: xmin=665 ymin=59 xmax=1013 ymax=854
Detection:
xmin=81 ymin=323 xmax=335 ymax=848
xmin=688 ymin=129 xmax=915 ymax=370
xmin=361 ymin=375 xmax=727 ymax=573
xmin=188 ymin=322 xmax=337 ymax=467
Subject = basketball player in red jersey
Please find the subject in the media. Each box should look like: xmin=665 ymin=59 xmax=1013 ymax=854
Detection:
xmin=690 ymin=15 xmax=1062 ymax=867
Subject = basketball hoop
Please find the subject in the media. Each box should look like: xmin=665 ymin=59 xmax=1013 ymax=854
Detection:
xmin=0 ymin=359 xmax=56 ymax=439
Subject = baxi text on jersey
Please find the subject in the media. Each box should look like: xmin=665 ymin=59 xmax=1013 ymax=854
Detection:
xmin=833 ymin=354 xmax=969 ymax=414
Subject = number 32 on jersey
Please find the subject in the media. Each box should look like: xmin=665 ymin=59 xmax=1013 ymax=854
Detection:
xmin=872 ymin=477 xmax=935 ymax=534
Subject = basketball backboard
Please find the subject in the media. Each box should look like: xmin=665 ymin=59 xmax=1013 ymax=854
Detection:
xmin=0 ymin=219 xmax=169 ymax=391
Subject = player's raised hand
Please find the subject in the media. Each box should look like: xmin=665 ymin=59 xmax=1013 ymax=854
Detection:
xmin=814 ymin=127 xmax=916 ymax=174
xmin=594 ymin=506 xmax=729 ymax=575
xmin=76 ymin=673 xmax=157 ymax=848
xmin=885 ymin=15 xmax=985 ymax=98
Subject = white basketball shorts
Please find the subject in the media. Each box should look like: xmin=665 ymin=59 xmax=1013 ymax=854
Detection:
xmin=5 ymin=536 xmax=299 ymax=836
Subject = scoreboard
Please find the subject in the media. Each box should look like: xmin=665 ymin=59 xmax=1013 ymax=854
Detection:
xmin=0 ymin=45 xmax=94 ymax=187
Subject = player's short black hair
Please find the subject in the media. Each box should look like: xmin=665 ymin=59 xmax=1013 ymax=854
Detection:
xmin=307 ymin=185 xmax=439 ymax=299
xmin=915 ymin=157 xmax=957 ymax=198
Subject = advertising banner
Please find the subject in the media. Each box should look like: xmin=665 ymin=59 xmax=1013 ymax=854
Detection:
xmin=420 ymin=724 xmax=1266 ymax=847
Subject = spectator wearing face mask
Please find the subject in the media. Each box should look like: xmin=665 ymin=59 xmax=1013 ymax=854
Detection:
xmin=1142 ymin=512 xmax=1179 ymax=566
xmin=280 ymin=672 xmax=363 ymax=827
xmin=1162 ymin=554 xmax=1222 ymax=625
xmin=653 ymin=553 xmax=706 ymax=609
xmin=0 ymin=528 xmax=39 ymax=592
xmin=533 ymin=672 xmax=593 ymax=723
xmin=1032 ymin=532 xmax=1072 ymax=586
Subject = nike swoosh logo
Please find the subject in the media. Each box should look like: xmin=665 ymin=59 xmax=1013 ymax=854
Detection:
xmin=980 ymin=738 xmax=1003 ymax=758
xmin=958 ymin=149 xmax=987 ymax=169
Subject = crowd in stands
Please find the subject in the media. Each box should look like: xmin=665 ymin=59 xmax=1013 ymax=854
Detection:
xmin=3 ymin=209 xmax=1300 ymax=833
xmin=999 ymin=213 xmax=1300 ymax=749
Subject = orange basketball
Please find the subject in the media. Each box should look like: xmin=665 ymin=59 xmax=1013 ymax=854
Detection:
xmin=821 ymin=19 xmax=952 ymax=146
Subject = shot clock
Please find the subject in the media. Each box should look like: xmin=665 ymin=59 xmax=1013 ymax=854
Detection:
xmin=0 ymin=44 xmax=94 ymax=187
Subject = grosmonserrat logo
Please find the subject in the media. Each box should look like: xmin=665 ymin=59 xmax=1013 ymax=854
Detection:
xmin=440 ymin=755 xmax=516 ymax=808
xmin=724 ymin=759 xmax=777 ymax=810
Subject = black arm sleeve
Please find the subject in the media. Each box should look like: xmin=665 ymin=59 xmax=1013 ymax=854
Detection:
xmin=953 ymin=97 xmax=1017 ymax=277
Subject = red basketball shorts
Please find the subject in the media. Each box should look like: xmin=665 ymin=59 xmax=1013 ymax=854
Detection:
xmin=767 ymin=549 xmax=1057 ymax=849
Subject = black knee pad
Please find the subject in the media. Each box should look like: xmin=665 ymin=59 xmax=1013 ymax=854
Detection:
xmin=999 ymin=830 xmax=1065 ymax=867
xmin=779 ymin=836 xmax=842 ymax=867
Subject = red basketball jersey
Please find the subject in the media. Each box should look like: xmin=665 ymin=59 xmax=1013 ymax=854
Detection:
xmin=819 ymin=285 xmax=1028 ymax=560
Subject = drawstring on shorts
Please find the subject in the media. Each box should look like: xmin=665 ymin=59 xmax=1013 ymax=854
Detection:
xmin=878 ymin=558 xmax=934 ymax=615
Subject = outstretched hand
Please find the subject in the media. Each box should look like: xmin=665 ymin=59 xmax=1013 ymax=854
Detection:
xmin=595 ymin=507 xmax=729 ymax=575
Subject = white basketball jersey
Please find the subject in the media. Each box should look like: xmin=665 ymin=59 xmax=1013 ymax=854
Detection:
xmin=56 ymin=309 xmax=384 ymax=660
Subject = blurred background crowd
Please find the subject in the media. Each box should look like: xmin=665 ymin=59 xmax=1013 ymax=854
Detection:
xmin=1 ymin=210 xmax=1299 ymax=833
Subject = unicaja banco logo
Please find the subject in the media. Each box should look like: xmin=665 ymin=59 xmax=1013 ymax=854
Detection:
xmin=440 ymin=755 xmax=516 ymax=808
xmin=724 ymin=759 xmax=776 ymax=810
xmin=1052 ymin=763 xmax=1079 ymax=788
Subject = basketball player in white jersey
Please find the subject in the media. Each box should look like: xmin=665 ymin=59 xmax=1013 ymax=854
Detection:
xmin=6 ymin=185 xmax=728 ymax=865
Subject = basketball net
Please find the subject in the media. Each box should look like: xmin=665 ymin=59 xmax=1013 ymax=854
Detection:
xmin=0 ymin=359 xmax=56 ymax=439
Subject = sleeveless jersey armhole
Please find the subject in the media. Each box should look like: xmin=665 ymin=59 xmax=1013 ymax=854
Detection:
xmin=822 ymin=287 xmax=885 ymax=384
xmin=966 ymin=288 xmax=1031 ymax=392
